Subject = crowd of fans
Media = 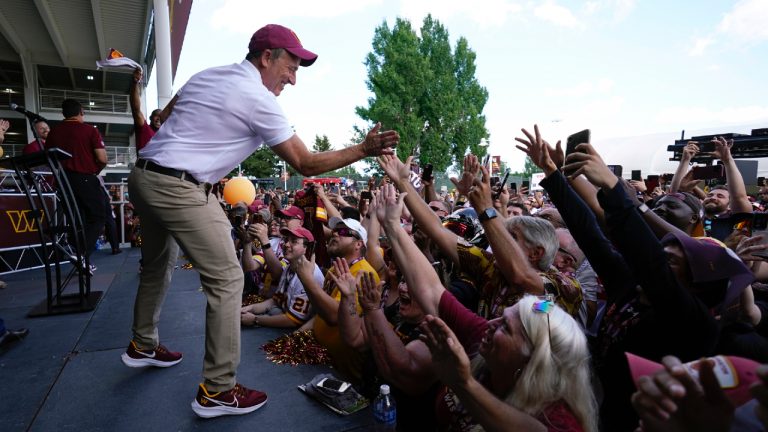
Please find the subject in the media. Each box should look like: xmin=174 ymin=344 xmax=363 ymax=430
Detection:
xmin=176 ymin=124 xmax=768 ymax=431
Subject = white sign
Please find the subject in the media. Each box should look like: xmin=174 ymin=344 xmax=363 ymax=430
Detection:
xmin=530 ymin=172 xmax=546 ymax=191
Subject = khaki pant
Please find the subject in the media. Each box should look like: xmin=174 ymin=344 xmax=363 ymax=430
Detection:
xmin=128 ymin=167 xmax=243 ymax=392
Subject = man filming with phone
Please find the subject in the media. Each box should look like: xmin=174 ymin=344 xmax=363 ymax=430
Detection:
xmin=669 ymin=138 xmax=752 ymax=241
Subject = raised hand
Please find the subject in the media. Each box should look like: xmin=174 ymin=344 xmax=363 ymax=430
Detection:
xmin=514 ymin=124 xmax=559 ymax=175
xmin=419 ymin=315 xmax=471 ymax=388
xmin=468 ymin=165 xmax=494 ymax=212
xmin=247 ymin=222 xmax=269 ymax=245
xmin=710 ymin=136 xmax=734 ymax=162
xmin=450 ymin=154 xmax=480 ymax=196
xmin=677 ymin=170 xmax=701 ymax=193
xmin=562 ymin=143 xmax=618 ymax=190
xmin=631 ymin=356 xmax=734 ymax=432
xmin=357 ymin=271 xmax=382 ymax=313
xmin=377 ymin=183 xmax=407 ymax=227
xmin=327 ymin=257 xmax=361 ymax=297
xmin=377 ymin=154 xmax=412 ymax=185
xmin=362 ymin=122 xmax=400 ymax=157
xmin=294 ymin=253 xmax=317 ymax=282
xmin=629 ymin=179 xmax=648 ymax=194
xmin=682 ymin=142 xmax=699 ymax=163
xmin=735 ymin=235 xmax=768 ymax=262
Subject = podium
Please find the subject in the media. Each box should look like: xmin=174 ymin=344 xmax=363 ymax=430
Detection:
xmin=0 ymin=148 xmax=102 ymax=316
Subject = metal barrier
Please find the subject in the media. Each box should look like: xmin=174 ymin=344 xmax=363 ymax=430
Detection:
xmin=39 ymin=88 xmax=130 ymax=114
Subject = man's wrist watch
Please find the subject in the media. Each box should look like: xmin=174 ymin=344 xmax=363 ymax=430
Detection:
xmin=479 ymin=207 xmax=498 ymax=222
xmin=261 ymin=241 xmax=271 ymax=250
xmin=638 ymin=203 xmax=651 ymax=214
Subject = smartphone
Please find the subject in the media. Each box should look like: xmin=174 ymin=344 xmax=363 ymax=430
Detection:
xmin=696 ymin=140 xmax=716 ymax=153
xmin=252 ymin=213 xmax=264 ymax=225
xmin=317 ymin=377 xmax=351 ymax=393
xmin=360 ymin=190 xmax=373 ymax=201
xmin=421 ymin=163 xmax=433 ymax=181
xmin=607 ymin=165 xmax=623 ymax=178
xmin=490 ymin=176 xmax=500 ymax=188
xmin=522 ymin=180 xmax=530 ymax=190
xmin=510 ymin=182 xmax=518 ymax=192
xmin=631 ymin=170 xmax=642 ymax=181
xmin=646 ymin=175 xmax=660 ymax=192
xmin=759 ymin=177 xmax=765 ymax=187
xmin=692 ymin=165 xmax=725 ymax=180
xmin=232 ymin=215 xmax=243 ymax=227
xmin=493 ymin=170 xmax=511 ymax=200
xmin=566 ymin=129 xmax=591 ymax=156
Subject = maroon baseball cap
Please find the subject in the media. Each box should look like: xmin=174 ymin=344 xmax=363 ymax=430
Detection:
xmin=248 ymin=24 xmax=318 ymax=67
xmin=277 ymin=206 xmax=304 ymax=221
xmin=280 ymin=226 xmax=314 ymax=242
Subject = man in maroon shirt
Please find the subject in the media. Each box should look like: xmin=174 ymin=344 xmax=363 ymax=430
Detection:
xmin=130 ymin=67 xmax=164 ymax=156
xmin=45 ymin=99 xmax=108 ymax=260
xmin=22 ymin=120 xmax=49 ymax=154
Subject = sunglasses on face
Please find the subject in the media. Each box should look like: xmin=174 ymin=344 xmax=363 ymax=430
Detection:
xmin=333 ymin=227 xmax=360 ymax=239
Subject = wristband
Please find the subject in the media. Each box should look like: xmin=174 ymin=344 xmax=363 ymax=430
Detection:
xmin=261 ymin=241 xmax=271 ymax=250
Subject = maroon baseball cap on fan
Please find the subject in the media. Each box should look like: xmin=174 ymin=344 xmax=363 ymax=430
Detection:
xmin=277 ymin=206 xmax=304 ymax=221
xmin=280 ymin=226 xmax=314 ymax=242
xmin=248 ymin=24 xmax=318 ymax=67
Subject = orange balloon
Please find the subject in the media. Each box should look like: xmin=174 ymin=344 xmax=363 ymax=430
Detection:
xmin=223 ymin=177 xmax=256 ymax=205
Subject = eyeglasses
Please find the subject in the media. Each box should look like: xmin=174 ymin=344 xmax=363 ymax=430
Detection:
xmin=333 ymin=227 xmax=360 ymax=239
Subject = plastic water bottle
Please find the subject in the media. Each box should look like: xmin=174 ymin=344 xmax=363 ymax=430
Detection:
xmin=373 ymin=384 xmax=396 ymax=431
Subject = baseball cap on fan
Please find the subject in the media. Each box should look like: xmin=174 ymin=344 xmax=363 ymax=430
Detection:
xmin=248 ymin=24 xmax=318 ymax=67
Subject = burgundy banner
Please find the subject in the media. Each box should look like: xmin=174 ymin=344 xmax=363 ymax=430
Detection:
xmin=169 ymin=0 xmax=193 ymax=79
xmin=0 ymin=194 xmax=56 ymax=250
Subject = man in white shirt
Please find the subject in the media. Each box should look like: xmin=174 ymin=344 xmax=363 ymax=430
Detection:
xmin=122 ymin=24 xmax=399 ymax=419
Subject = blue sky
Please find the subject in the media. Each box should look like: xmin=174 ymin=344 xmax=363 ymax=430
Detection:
xmin=150 ymin=0 xmax=768 ymax=175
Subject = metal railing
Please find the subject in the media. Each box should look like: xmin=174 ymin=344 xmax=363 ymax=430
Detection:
xmin=105 ymin=146 xmax=136 ymax=167
xmin=2 ymin=145 xmax=135 ymax=166
xmin=39 ymin=88 xmax=129 ymax=114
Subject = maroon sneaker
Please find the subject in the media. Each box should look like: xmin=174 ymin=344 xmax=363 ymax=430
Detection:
xmin=191 ymin=383 xmax=268 ymax=418
xmin=120 ymin=340 xmax=182 ymax=368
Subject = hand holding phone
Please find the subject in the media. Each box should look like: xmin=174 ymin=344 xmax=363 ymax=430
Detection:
xmin=566 ymin=129 xmax=591 ymax=156
xmin=421 ymin=163 xmax=433 ymax=182
xmin=493 ymin=170 xmax=510 ymax=200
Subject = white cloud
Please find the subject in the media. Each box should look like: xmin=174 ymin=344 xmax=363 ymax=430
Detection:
xmin=687 ymin=0 xmax=768 ymax=57
xmin=544 ymin=78 xmax=615 ymax=98
xmin=398 ymin=0 xmax=523 ymax=28
xmin=688 ymin=37 xmax=714 ymax=56
xmin=210 ymin=0 xmax=384 ymax=33
xmin=655 ymin=105 xmax=768 ymax=126
xmin=580 ymin=0 xmax=636 ymax=22
xmin=718 ymin=0 xmax=768 ymax=44
xmin=534 ymin=1 xmax=582 ymax=29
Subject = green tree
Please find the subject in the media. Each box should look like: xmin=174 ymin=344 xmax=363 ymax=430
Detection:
xmin=232 ymin=147 xmax=282 ymax=178
xmin=313 ymin=134 xmax=332 ymax=153
xmin=356 ymin=15 xmax=489 ymax=173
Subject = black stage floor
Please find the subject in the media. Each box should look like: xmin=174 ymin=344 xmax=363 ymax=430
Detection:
xmin=0 ymin=248 xmax=371 ymax=432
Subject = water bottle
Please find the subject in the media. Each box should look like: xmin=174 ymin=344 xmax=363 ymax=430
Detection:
xmin=373 ymin=384 xmax=396 ymax=431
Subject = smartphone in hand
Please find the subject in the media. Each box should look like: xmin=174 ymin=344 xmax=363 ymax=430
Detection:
xmin=566 ymin=129 xmax=591 ymax=156
xmin=421 ymin=163 xmax=433 ymax=181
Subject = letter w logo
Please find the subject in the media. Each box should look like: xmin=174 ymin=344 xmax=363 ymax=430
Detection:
xmin=6 ymin=210 xmax=44 ymax=233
